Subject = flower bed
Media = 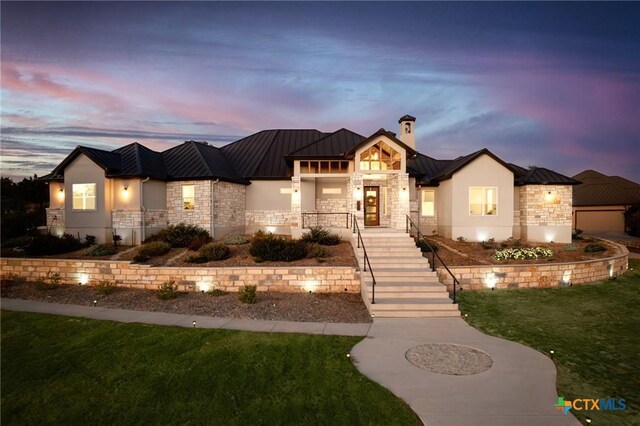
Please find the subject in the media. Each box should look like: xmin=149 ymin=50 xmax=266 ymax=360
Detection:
xmin=493 ymin=247 xmax=553 ymax=261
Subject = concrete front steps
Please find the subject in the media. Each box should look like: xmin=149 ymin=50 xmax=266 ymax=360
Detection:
xmin=354 ymin=230 xmax=459 ymax=318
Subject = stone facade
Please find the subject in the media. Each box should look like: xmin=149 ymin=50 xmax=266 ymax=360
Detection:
xmin=245 ymin=210 xmax=291 ymax=227
xmin=45 ymin=208 xmax=65 ymax=233
xmin=0 ymin=257 xmax=361 ymax=293
xmin=388 ymin=172 xmax=410 ymax=230
xmin=307 ymin=198 xmax=349 ymax=228
xmin=438 ymin=247 xmax=628 ymax=291
xmin=112 ymin=210 xmax=142 ymax=229
xmin=213 ymin=182 xmax=245 ymax=228
xmin=145 ymin=209 xmax=168 ymax=228
xmin=166 ymin=181 xmax=213 ymax=231
xmin=519 ymin=185 xmax=572 ymax=227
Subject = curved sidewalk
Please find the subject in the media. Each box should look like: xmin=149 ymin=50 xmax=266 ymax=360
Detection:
xmin=351 ymin=318 xmax=580 ymax=426
xmin=2 ymin=298 xmax=579 ymax=425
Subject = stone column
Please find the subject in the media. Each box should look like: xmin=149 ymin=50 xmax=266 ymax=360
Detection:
xmin=390 ymin=172 xmax=410 ymax=230
xmin=290 ymin=177 xmax=301 ymax=229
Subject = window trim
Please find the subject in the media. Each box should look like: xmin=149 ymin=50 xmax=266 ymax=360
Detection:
xmin=71 ymin=183 xmax=97 ymax=211
xmin=421 ymin=189 xmax=435 ymax=217
xmin=469 ymin=186 xmax=498 ymax=216
xmin=182 ymin=184 xmax=195 ymax=210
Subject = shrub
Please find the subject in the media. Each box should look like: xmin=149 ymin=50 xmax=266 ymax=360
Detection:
xmin=1 ymin=236 xmax=32 ymax=249
xmin=198 ymin=242 xmax=231 ymax=261
xmin=84 ymin=244 xmax=117 ymax=257
xmin=187 ymin=235 xmax=213 ymax=251
xmin=35 ymin=272 xmax=62 ymax=290
xmin=301 ymin=227 xmax=341 ymax=246
xmin=134 ymin=241 xmax=171 ymax=262
xmin=185 ymin=255 xmax=209 ymax=264
xmin=456 ymin=236 xmax=467 ymax=243
xmin=417 ymin=239 xmax=439 ymax=253
xmin=562 ymin=244 xmax=578 ymax=252
xmin=112 ymin=233 xmax=122 ymax=248
xmin=307 ymin=243 xmax=330 ymax=259
xmin=207 ymin=288 xmax=228 ymax=297
xmin=572 ymin=229 xmax=584 ymax=240
xmin=250 ymin=232 xmax=307 ymax=262
xmin=239 ymin=285 xmax=257 ymax=304
xmin=84 ymin=235 xmax=97 ymax=246
xmin=584 ymin=243 xmax=607 ymax=253
xmin=95 ymin=279 xmax=116 ymax=295
xmin=25 ymin=233 xmax=83 ymax=256
xmin=493 ymin=247 xmax=553 ymax=261
xmin=624 ymin=204 xmax=640 ymax=237
xmin=224 ymin=234 xmax=249 ymax=245
xmin=157 ymin=280 xmax=179 ymax=300
xmin=147 ymin=223 xmax=211 ymax=248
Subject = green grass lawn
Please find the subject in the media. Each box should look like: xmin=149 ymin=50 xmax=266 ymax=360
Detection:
xmin=1 ymin=312 xmax=420 ymax=425
xmin=458 ymin=259 xmax=640 ymax=426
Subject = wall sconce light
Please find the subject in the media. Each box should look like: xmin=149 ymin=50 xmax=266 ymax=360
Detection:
xmin=57 ymin=188 xmax=65 ymax=200
xmin=544 ymin=191 xmax=556 ymax=203
xmin=354 ymin=187 xmax=363 ymax=199
xmin=123 ymin=186 xmax=128 ymax=192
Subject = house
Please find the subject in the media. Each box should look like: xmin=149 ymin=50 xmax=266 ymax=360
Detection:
xmin=42 ymin=115 xmax=578 ymax=245
xmin=572 ymin=170 xmax=640 ymax=233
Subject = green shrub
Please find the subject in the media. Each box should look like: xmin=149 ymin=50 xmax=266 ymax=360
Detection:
xmin=417 ymin=239 xmax=439 ymax=253
xmin=224 ymin=235 xmax=249 ymax=245
xmin=185 ymin=255 xmax=209 ymax=264
xmin=584 ymin=243 xmax=607 ymax=253
xmin=562 ymin=244 xmax=578 ymax=252
xmin=239 ymin=285 xmax=257 ymax=304
xmin=35 ymin=272 xmax=62 ymax=290
xmin=187 ymin=235 xmax=213 ymax=251
xmin=146 ymin=223 xmax=211 ymax=248
xmin=1 ymin=236 xmax=32 ymax=249
xmin=84 ymin=244 xmax=117 ymax=257
xmin=207 ymin=288 xmax=228 ymax=297
xmin=157 ymin=280 xmax=179 ymax=300
xmin=572 ymin=228 xmax=584 ymax=240
xmin=198 ymin=242 xmax=231 ymax=261
xmin=300 ymin=227 xmax=341 ymax=245
xmin=84 ymin=235 xmax=97 ymax=246
xmin=95 ymin=279 xmax=116 ymax=295
xmin=26 ymin=233 xmax=83 ymax=256
xmin=307 ymin=243 xmax=331 ymax=259
xmin=493 ymin=247 xmax=553 ymax=261
xmin=250 ymin=232 xmax=307 ymax=262
xmin=456 ymin=236 xmax=467 ymax=243
xmin=134 ymin=241 xmax=171 ymax=262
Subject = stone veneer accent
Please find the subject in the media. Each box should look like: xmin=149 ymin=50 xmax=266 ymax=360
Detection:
xmin=245 ymin=210 xmax=291 ymax=227
xmin=306 ymin=198 xmax=349 ymax=227
xmin=213 ymin=182 xmax=245 ymax=228
xmin=0 ymin=258 xmax=361 ymax=293
xmin=145 ymin=209 xmax=168 ymax=228
xmin=166 ymin=181 xmax=213 ymax=231
xmin=46 ymin=208 xmax=65 ymax=231
xmin=112 ymin=210 xmax=142 ymax=229
xmin=438 ymin=247 xmax=628 ymax=291
xmin=519 ymin=185 xmax=572 ymax=227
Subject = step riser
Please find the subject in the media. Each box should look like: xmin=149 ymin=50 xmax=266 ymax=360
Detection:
xmin=368 ymin=285 xmax=445 ymax=292
xmin=372 ymin=293 xmax=451 ymax=299
xmin=366 ymin=277 xmax=440 ymax=283
xmin=371 ymin=311 xmax=460 ymax=318
xmin=372 ymin=304 xmax=457 ymax=311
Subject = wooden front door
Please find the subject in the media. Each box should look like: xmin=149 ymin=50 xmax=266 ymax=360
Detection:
xmin=364 ymin=186 xmax=379 ymax=226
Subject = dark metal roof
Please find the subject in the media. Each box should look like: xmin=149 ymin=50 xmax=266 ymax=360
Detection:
xmin=286 ymin=128 xmax=365 ymax=159
xmin=113 ymin=143 xmax=167 ymax=179
xmin=407 ymin=153 xmax=451 ymax=185
xmin=345 ymin=128 xmax=417 ymax=158
xmin=162 ymin=141 xmax=249 ymax=184
xmin=572 ymin=170 xmax=640 ymax=206
xmin=398 ymin=115 xmax=416 ymax=123
xmin=221 ymin=129 xmax=328 ymax=178
xmin=513 ymin=166 xmax=579 ymax=186
xmin=50 ymin=146 xmax=122 ymax=177
xmin=429 ymin=149 xmax=512 ymax=181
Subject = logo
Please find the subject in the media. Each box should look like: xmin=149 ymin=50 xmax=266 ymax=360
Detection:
xmin=554 ymin=396 xmax=626 ymax=414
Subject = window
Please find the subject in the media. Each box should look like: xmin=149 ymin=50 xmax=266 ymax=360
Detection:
xmin=421 ymin=190 xmax=435 ymax=216
xmin=72 ymin=183 xmax=96 ymax=210
xmin=470 ymin=187 xmax=497 ymax=216
xmin=299 ymin=160 xmax=349 ymax=174
xmin=359 ymin=142 xmax=401 ymax=171
xmin=182 ymin=185 xmax=195 ymax=210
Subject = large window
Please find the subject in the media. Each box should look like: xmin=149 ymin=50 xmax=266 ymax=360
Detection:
xmin=182 ymin=185 xmax=195 ymax=210
xmin=470 ymin=187 xmax=497 ymax=216
xmin=421 ymin=190 xmax=435 ymax=216
xmin=299 ymin=160 xmax=349 ymax=174
xmin=72 ymin=183 xmax=96 ymax=210
xmin=359 ymin=142 xmax=401 ymax=171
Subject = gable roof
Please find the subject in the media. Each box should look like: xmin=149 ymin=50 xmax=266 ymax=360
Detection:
xmin=163 ymin=141 xmax=249 ymax=184
xmin=286 ymin=128 xmax=365 ymax=159
xmin=220 ymin=129 xmax=327 ymax=179
xmin=511 ymin=164 xmax=579 ymax=186
xmin=429 ymin=148 xmax=513 ymax=181
xmin=572 ymin=170 xmax=640 ymax=206
xmin=407 ymin=153 xmax=452 ymax=185
xmin=345 ymin=128 xmax=417 ymax=158
xmin=113 ymin=143 xmax=167 ymax=179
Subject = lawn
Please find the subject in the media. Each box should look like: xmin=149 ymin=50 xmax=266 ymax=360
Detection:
xmin=457 ymin=259 xmax=640 ymax=426
xmin=1 ymin=312 xmax=419 ymax=425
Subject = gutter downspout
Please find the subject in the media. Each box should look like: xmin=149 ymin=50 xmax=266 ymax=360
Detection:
xmin=210 ymin=179 xmax=220 ymax=239
xmin=140 ymin=177 xmax=150 ymax=244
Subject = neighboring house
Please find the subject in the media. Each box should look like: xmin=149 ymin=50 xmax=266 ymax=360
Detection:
xmin=572 ymin=170 xmax=640 ymax=233
xmin=42 ymin=115 xmax=578 ymax=244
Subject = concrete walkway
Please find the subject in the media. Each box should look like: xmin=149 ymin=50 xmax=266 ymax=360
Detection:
xmin=2 ymin=299 xmax=579 ymax=425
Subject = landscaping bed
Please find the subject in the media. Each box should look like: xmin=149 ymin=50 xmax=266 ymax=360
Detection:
xmin=1 ymin=279 xmax=372 ymax=323
xmin=422 ymin=236 xmax=620 ymax=266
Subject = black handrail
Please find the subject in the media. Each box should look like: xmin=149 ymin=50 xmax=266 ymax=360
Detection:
xmin=406 ymin=215 xmax=460 ymax=304
xmin=301 ymin=212 xmax=351 ymax=229
xmin=352 ymin=215 xmax=377 ymax=304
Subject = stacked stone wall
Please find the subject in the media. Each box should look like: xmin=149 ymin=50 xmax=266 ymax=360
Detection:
xmin=166 ymin=181 xmax=212 ymax=231
xmin=245 ymin=210 xmax=291 ymax=227
xmin=1 ymin=258 xmax=361 ymax=293
xmin=520 ymin=185 xmax=572 ymax=227
xmin=213 ymin=182 xmax=245 ymax=228
xmin=46 ymin=208 xmax=65 ymax=231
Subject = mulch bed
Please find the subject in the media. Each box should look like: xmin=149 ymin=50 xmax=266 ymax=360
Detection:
xmin=1 ymin=280 xmax=372 ymax=323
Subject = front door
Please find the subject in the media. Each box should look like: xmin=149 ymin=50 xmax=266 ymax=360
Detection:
xmin=364 ymin=186 xmax=379 ymax=226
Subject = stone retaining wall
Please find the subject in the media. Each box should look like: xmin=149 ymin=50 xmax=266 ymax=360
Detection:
xmin=438 ymin=248 xmax=629 ymax=291
xmin=0 ymin=258 xmax=361 ymax=293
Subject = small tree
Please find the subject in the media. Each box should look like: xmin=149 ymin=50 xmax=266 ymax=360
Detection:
xmin=624 ymin=204 xmax=640 ymax=237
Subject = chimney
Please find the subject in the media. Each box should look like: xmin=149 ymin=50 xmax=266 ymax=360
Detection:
xmin=398 ymin=115 xmax=416 ymax=149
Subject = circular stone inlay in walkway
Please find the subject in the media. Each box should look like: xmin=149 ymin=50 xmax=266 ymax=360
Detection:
xmin=405 ymin=343 xmax=493 ymax=376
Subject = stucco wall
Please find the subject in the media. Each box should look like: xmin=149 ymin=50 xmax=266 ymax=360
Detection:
xmin=438 ymin=248 xmax=628 ymax=291
xmin=0 ymin=258 xmax=361 ymax=293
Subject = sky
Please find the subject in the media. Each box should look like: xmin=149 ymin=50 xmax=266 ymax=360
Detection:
xmin=1 ymin=2 xmax=639 ymax=182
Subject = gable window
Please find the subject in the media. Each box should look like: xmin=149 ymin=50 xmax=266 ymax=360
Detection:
xmin=182 ymin=185 xmax=195 ymax=210
xmin=359 ymin=142 xmax=401 ymax=171
xmin=421 ymin=190 xmax=435 ymax=216
xmin=72 ymin=183 xmax=96 ymax=210
xmin=470 ymin=187 xmax=497 ymax=216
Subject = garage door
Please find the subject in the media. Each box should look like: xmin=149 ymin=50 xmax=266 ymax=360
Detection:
xmin=575 ymin=210 xmax=625 ymax=232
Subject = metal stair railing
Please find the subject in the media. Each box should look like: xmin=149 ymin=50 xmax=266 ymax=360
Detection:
xmin=406 ymin=215 xmax=460 ymax=304
xmin=352 ymin=215 xmax=377 ymax=304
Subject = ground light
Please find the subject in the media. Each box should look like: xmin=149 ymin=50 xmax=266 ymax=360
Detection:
xmin=550 ymin=350 xmax=554 ymax=360
xmin=585 ymin=417 xmax=592 ymax=424
xmin=192 ymin=320 xmax=197 ymax=328
xmin=93 ymin=300 xmax=97 ymax=307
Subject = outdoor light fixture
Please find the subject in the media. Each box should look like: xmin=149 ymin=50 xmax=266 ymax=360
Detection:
xmin=123 ymin=186 xmax=128 ymax=192
xmin=550 ymin=350 xmax=554 ymax=360
xmin=79 ymin=273 xmax=89 ymax=285
xmin=57 ymin=188 xmax=65 ymax=200
xmin=192 ymin=320 xmax=197 ymax=328
xmin=346 ymin=353 xmax=350 ymax=358
xmin=93 ymin=300 xmax=97 ymax=307
xmin=585 ymin=417 xmax=592 ymax=424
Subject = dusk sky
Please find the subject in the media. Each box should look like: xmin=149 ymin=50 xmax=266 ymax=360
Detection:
xmin=1 ymin=2 xmax=639 ymax=181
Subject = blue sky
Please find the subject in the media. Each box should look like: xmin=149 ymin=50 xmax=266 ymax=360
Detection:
xmin=2 ymin=2 xmax=639 ymax=181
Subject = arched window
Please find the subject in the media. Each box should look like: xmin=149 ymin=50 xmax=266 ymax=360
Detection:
xmin=359 ymin=142 xmax=401 ymax=171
